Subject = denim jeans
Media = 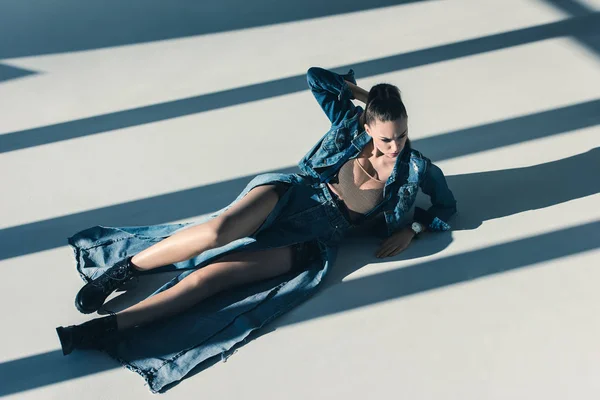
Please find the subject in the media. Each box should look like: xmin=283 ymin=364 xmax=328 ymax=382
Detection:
xmin=69 ymin=172 xmax=356 ymax=393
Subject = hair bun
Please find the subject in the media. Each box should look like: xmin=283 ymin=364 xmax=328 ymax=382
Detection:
xmin=367 ymin=84 xmax=385 ymax=102
xmin=362 ymin=83 xmax=407 ymax=126
xmin=368 ymin=84 xmax=401 ymax=103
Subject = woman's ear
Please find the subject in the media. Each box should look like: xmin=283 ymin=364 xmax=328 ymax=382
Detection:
xmin=364 ymin=123 xmax=371 ymax=136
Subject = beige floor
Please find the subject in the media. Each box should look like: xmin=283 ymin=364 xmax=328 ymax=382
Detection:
xmin=1 ymin=0 xmax=599 ymax=398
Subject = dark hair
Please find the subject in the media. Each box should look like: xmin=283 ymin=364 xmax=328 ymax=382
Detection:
xmin=360 ymin=83 xmax=407 ymax=127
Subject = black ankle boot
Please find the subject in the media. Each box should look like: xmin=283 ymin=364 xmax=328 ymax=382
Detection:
xmin=75 ymin=256 xmax=139 ymax=314
xmin=56 ymin=314 xmax=119 ymax=355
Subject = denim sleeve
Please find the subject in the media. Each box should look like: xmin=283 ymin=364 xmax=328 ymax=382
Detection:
xmin=306 ymin=67 xmax=357 ymax=126
xmin=414 ymin=161 xmax=457 ymax=232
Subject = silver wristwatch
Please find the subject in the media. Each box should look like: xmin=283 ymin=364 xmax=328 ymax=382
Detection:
xmin=411 ymin=221 xmax=424 ymax=236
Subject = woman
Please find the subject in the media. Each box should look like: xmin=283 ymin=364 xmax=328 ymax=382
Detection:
xmin=56 ymin=66 xmax=457 ymax=391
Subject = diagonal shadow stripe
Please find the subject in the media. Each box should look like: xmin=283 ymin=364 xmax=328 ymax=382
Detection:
xmin=418 ymin=99 xmax=600 ymax=161
xmin=0 ymin=0 xmax=428 ymax=59
xmin=542 ymin=0 xmax=600 ymax=54
xmin=0 ymin=350 xmax=118 ymax=397
xmin=1 ymin=13 xmax=598 ymax=154
xmin=1 ymin=100 xmax=598 ymax=261
xmin=1 ymin=220 xmax=597 ymax=396
xmin=0 ymin=63 xmax=37 ymax=82
xmin=543 ymin=0 xmax=595 ymax=17
xmin=0 ymin=74 xmax=308 ymax=153
xmin=0 ymin=166 xmax=297 ymax=261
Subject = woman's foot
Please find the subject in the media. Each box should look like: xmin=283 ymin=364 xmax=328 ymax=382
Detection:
xmin=75 ymin=257 xmax=139 ymax=314
xmin=56 ymin=314 xmax=118 ymax=355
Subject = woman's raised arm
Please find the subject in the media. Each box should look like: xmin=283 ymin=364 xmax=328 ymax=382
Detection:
xmin=306 ymin=66 xmax=360 ymax=126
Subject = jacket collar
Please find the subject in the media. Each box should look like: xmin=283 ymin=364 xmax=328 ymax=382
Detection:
xmin=387 ymin=141 xmax=411 ymax=187
xmin=352 ymin=131 xmax=410 ymax=194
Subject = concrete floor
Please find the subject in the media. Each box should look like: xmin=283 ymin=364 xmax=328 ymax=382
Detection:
xmin=1 ymin=0 xmax=599 ymax=398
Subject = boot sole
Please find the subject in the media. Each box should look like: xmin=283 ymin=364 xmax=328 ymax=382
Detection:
xmin=74 ymin=294 xmax=99 ymax=314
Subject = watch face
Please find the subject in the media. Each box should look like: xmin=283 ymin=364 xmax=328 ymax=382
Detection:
xmin=412 ymin=222 xmax=422 ymax=234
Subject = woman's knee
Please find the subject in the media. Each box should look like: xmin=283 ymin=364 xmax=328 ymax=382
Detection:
xmin=183 ymin=269 xmax=224 ymax=298
xmin=187 ymin=247 xmax=294 ymax=295
xmin=203 ymin=218 xmax=230 ymax=248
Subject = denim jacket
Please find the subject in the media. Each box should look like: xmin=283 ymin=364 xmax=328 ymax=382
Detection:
xmin=299 ymin=67 xmax=457 ymax=237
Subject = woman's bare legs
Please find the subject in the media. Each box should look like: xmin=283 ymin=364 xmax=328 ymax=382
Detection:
xmin=116 ymin=245 xmax=294 ymax=330
xmin=57 ymin=184 xmax=292 ymax=354
xmin=111 ymin=183 xmax=292 ymax=330
xmin=130 ymin=184 xmax=282 ymax=271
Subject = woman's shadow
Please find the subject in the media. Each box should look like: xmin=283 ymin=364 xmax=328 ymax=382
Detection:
xmin=273 ymin=147 xmax=600 ymax=349
xmin=327 ymin=146 xmax=600 ymax=281
xmin=446 ymin=146 xmax=600 ymax=231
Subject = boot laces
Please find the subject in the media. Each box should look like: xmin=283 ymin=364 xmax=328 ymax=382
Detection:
xmin=91 ymin=259 xmax=134 ymax=293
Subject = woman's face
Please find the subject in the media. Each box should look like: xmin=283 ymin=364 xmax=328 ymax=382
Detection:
xmin=364 ymin=117 xmax=408 ymax=159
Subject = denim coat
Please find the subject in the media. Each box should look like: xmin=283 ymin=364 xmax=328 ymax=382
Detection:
xmin=68 ymin=66 xmax=457 ymax=393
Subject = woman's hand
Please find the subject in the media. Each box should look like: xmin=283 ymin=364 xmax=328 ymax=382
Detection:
xmin=376 ymin=227 xmax=415 ymax=258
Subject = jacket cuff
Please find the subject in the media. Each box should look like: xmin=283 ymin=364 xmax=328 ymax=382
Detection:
xmin=339 ymin=69 xmax=356 ymax=100
xmin=414 ymin=207 xmax=451 ymax=232
xmin=341 ymin=69 xmax=356 ymax=85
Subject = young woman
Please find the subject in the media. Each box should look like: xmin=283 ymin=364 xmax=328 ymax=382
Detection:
xmin=56 ymin=66 xmax=456 ymax=392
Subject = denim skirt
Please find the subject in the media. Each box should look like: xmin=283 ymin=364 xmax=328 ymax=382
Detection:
xmin=68 ymin=172 xmax=358 ymax=393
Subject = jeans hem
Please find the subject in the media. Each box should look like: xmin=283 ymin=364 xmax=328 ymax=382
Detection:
xmin=103 ymin=347 xmax=160 ymax=394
